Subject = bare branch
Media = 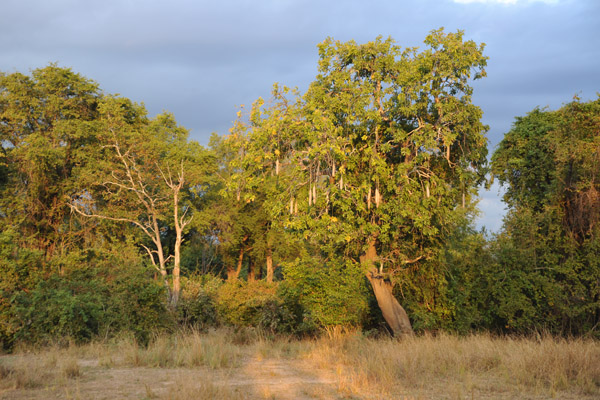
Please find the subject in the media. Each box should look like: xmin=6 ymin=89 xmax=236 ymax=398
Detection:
xmin=140 ymin=244 xmax=161 ymax=272
xmin=402 ymin=255 xmax=425 ymax=264
xmin=69 ymin=202 xmax=155 ymax=240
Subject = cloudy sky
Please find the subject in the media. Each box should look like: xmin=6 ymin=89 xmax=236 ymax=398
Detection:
xmin=2 ymin=0 xmax=598 ymax=232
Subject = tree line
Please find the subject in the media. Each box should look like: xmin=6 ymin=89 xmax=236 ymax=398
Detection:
xmin=1 ymin=29 xmax=598 ymax=348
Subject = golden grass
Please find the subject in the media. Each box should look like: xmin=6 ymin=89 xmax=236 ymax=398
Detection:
xmin=102 ymin=329 xmax=242 ymax=369
xmin=1 ymin=329 xmax=598 ymax=399
xmin=0 ymin=346 xmax=81 ymax=391
xmin=307 ymin=331 xmax=600 ymax=398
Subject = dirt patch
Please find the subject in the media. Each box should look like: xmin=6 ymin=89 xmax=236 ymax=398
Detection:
xmin=236 ymin=357 xmax=338 ymax=399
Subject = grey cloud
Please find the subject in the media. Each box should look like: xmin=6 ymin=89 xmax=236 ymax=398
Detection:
xmin=2 ymin=0 xmax=598 ymax=232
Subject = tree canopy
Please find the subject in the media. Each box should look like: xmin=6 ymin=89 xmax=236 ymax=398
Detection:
xmin=488 ymin=97 xmax=600 ymax=334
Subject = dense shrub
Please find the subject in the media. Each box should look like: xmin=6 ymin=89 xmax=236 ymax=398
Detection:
xmin=102 ymin=264 xmax=171 ymax=344
xmin=0 ymin=231 xmax=46 ymax=349
xmin=395 ymin=220 xmax=491 ymax=334
xmin=177 ymin=274 xmax=221 ymax=329
xmin=215 ymin=280 xmax=309 ymax=334
xmin=283 ymin=257 xmax=370 ymax=329
xmin=5 ymin=242 xmax=171 ymax=347
xmin=13 ymin=271 xmax=105 ymax=344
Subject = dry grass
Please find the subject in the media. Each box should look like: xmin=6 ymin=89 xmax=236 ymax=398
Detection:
xmin=1 ymin=329 xmax=598 ymax=399
xmin=146 ymin=375 xmax=247 ymax=400
xmin=307 ymin=331 xmax=600 ymax=398
xmin=96 ymin=329 xmax=242 ymax=369
xmin=0 ymin=346 xmax=81 ymax=391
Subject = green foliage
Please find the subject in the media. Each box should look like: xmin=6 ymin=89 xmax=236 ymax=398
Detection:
xmin=215 ymin=280 xmax=307 ymax=334
xmin=233 ymin=29 xmax=488 ymax=263
xmin=476 ymin=211 xmax=599 ymax=336
xmin=283 ymin=256 xmax=370 ymax=328
xmin=0 ymin=65 xmax=101 ymax=258
xmin=223 ymin=29 xmax=489 ymax=335
xmin=441 ymin=224 xmax=491 ymax=334
xmin=13 ymin=270 xmax=105 ymax=344
xmin=388 ymin=214 xmax=491 ymax=334
xmin=493 ymin=97 xmax=600 ymax=240
xmin=3 ymin=51 xmax=598 ymax=347
xmin=491 ymin=108 xmax=558 ymax=210
xmin=103 ymin=265 xmax=171 ymax=344
xmin=488 ymin=97 xmax=600 ymax=336
xmin=7 ymin=247 xmax=170 ymax=346
xmin=0 ymin=229 xmax=46 ymax=349
xmin=177 ymin=274 xmax=222 ymax=329
xmin=209 ymin=133 xmax=299 ymax=282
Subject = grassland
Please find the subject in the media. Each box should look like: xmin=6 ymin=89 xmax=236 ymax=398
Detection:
xmin=1 ymin=329 xmax=598 ymax=399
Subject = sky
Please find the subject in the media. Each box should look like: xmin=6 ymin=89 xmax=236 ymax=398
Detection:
xmin=1 ymin=0 xmax=598 ymax=232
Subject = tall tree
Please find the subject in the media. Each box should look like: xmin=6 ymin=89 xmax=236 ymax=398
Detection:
xmin=490 ymin=97 xmax=600 ymax=335
xmin=230 ymin=29 xmax=488 ymax=335
xmin=493 ymin=97 xmax=600 ymax=241
xmin=0 ymin=65 xmax=101 ymax=259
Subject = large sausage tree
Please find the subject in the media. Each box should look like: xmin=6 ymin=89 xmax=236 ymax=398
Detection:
xmin=228 ymin=29 xmax=488 ymax=335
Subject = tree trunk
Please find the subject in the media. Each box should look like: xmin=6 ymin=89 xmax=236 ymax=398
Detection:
xmin=248 ymin=255 xmax=255 ymax=281
xmin=171 ymin=226 xmax=182 ymax=309
xmin=256 ymin=260 xmax=262 ymax=280
xmin=153 ymin=218 xmax=170 ymax=300
xmin=170 ymin=184 xmax=184 ymax=309
xmin=361 ymin=240 xmax=413 ymax=337
xmin=228 ymin=245 xmax=245 ymax=281
xmin=266 ymin=247 xmax=274 ymax=283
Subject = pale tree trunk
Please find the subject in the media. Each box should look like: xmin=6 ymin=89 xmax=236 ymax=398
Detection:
xmin=161 ymin=161 xmax=193 ymax=310
xmin=266 ymin=247 xmax=274 ymax=283
xmin=361 ymin=240 xmax=413 ymax=337
xmin=152 ymin=216 xmax=170 ymax=298
xmin=171 ymin=193 xmax=183 ymax=309
xmin=264 ymin=223 xmax=274 ymax=283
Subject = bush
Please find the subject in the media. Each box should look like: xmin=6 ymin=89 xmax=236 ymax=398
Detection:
xmin=13 ymin=270 xmax=107 ymax=344
xmin=0 ymin=230 xmax=46 ymax=350
xmin=215 ymin=280 xmax=308 ymax=334
xmin=177 ymin=274 xmax=222 ymax=329
xmin=11 ymin=251 xmax=170 ymax=346
xmin=102 ymin=264 xmax=171 ymax=344
xmin=283 ymin=257 xmax=370 ymax=329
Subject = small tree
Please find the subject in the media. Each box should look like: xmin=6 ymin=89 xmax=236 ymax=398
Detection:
xmin=211 ymin=129 xmax=298 ymax=283
xmin=71 ymin=97 xmax=214 ymax=308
